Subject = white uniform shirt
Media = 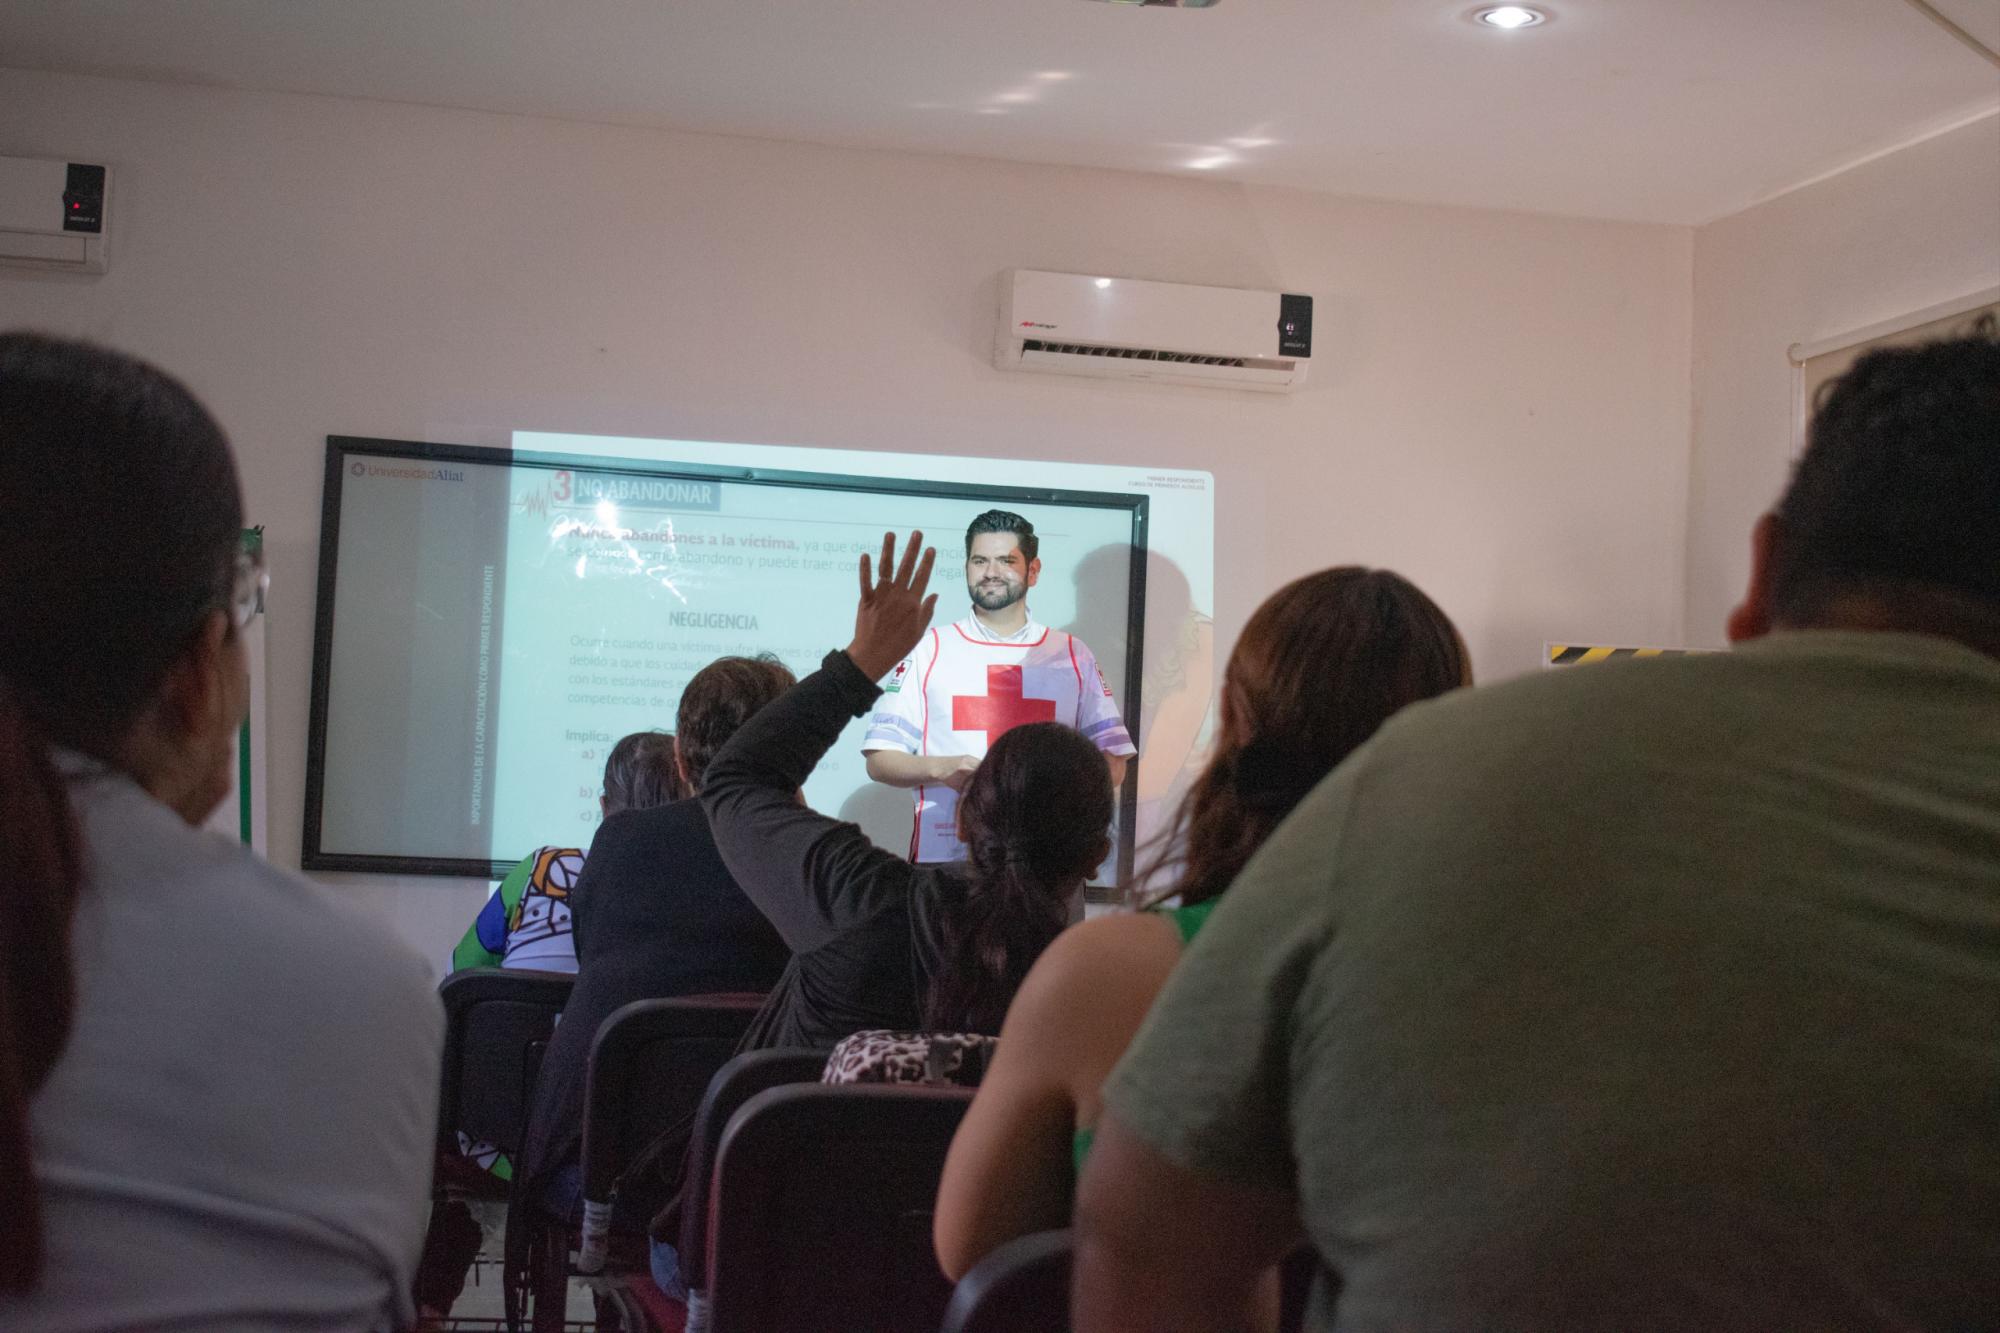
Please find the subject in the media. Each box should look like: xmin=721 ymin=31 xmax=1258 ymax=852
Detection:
xmin=862 ymin=613 xmax=1137 ymax=862
xmin=5 ymin=760 xmax=442 ymax=1332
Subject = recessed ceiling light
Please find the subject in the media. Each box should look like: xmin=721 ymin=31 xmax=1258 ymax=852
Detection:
xmin=1085 ymin=0 xmax=1221 ymax=8
xmin=1474 ymin=5 xmax=1547 ymax=28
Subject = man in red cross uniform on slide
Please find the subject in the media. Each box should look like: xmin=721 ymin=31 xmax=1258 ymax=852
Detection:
xmin=863 ymin=509 xmax=1136 ymax=863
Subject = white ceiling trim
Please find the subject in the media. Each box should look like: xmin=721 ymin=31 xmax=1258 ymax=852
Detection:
xmin=1702 ymin=101 xmax=2000 ymax=226
xmin=1897 ymin=0 xmax=2000 ymax=67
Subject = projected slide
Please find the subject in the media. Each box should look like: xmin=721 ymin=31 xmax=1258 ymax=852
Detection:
xmin=516 ymin=432 xmax=1218 ymax=873
xmin=307 ymin=435 xmax=1211 ymax=883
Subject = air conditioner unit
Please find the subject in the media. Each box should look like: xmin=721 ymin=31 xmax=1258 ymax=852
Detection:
xmin=0 ymin=156 xmax=110 ymax=274
xmin=996 ymin=268 xmax=1311 ymax=392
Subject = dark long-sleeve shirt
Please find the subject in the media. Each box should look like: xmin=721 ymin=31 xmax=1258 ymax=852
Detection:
xmin=703 ymin=649 xmax=969 ymax=1052
xmin=516 ymin=797 xmax=791 ymax=1189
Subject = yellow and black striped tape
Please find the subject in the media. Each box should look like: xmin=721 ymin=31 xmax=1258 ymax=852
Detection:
xmin=1545 ymin=644 xmax=1692 ymax=667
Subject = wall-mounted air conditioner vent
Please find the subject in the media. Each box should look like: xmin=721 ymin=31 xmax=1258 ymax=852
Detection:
xmin=0 ymin=155 xmax=110 ymax=274
xmin=997 ymin=269 xmax=1310 ymax=392
xmin=1022 ymin=339 xmax=1271 ymax=367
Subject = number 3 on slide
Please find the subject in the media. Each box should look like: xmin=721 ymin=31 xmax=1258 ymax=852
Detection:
xmin=552 ymin=470 xmax=572 ymax=503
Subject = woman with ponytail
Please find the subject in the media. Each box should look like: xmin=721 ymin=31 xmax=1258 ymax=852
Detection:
xmin=925 ymin=720 xmax=1111 ymax=1035
xmin=934 ymin=565 xmax=1469 ymax=1283
xmin=701 ymin=531 xmax=1113 ymax=1054
xmin=0 ymin=333 xmax=441 ymax=1328
xmin=0 ymin=678 xmax=83 ymax=1297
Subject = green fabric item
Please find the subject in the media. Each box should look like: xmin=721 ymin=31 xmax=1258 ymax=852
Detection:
xmin=1165 ymin=897 xmax=1217 ymax=944
xmin=450 ymin=855 xmax=533 ymax=972
xmin=1101 ymin=632 xmax=2000 ymax=1330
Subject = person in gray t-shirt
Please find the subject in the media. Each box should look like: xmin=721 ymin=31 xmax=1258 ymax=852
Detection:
xmin=0 ymin=335 xmax=441 ymax=1332
xmin=1076 ymin=322 xmax=2000 ymax=1331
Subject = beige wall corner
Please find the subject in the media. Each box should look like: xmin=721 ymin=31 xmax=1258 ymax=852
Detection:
xmin=1686 ymin=114 xmax=2000 ymax=644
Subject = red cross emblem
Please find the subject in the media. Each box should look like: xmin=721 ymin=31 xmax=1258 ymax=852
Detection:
xmin=952 ymin=666 xmax=1056 ymax=747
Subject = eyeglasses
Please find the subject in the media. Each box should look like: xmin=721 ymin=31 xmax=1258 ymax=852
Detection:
xmin=228 ymin=546 xmax=268 ymax=632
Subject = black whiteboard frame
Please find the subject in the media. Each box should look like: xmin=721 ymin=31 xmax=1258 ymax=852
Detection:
xmin=303 ymin=434 xmax=1150 ymax=883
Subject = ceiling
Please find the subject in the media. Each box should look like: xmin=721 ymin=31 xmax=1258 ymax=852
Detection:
xmin=3 ymin=0 xmax=1995 ymax=225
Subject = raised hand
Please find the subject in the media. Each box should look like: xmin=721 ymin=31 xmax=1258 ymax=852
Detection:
xmin=845 ymin=530 xmax=938 ymax=681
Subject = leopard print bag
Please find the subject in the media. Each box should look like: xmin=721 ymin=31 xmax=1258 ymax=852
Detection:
xmin=821 ymin=1030 xmax=998 ymax=1088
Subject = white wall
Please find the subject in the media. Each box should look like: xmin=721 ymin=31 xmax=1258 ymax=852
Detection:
xmin=0 ymin=69 xmax=1693 ymax=968
xmin=1685 ymin=114 xmax=2000 ymax=643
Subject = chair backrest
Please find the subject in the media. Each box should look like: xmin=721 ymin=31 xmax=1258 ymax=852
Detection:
xmin=1280 ymin=1244 xmax=1323 ymax=1333
xmin=578 ymin=993 xmax=765 ymax=1205
xmin=938 ymin=1229 xmax=1074 ymax=1333
xmin=436 ymin=967 xmax=575 ymax=1153
xmin=677 ymin=1047 xmax=828 ymax=1286
xmin=706 ymin=1082 xmax=974 ymax=1333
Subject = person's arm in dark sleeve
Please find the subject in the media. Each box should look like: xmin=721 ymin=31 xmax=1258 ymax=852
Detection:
xmin=701 ymin=649 xmax=918 ymax=955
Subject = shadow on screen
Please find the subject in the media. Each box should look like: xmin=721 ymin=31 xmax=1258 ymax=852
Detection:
xmin=1062 ymin=545 xmax=1214 ymax=858
xmin=838 ymin=781 xmax=921 ymax=859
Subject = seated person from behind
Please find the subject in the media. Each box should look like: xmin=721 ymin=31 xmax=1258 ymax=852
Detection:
xmin=1074 ymin=322 xmax=2000 ymax=1332
xmin=414 ymin=730 xmax=688 ymax=1326
xmin=515 ymin=657 xmax=799 ymax=1207
xmin=0 ymin=333 xmax=441 ymax=1330
xmin=933 ymin=568 xmax=1469 ymax=1283
xmin=448 ymin=730 xmax=684 ymax=974
xmin=702 ymin=531 xmax=1113 ymax=1054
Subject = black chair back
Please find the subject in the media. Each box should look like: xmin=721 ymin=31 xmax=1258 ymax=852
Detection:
xmin=939 ymin=1228 xmax=1074 ymax=1333
xmin=676 ymin=1047 xmax=828 ymax=1292
xmin=1280 ymin=1245 xmax=1322 ymax=1332
xmin=706 ymin=1082 xmax=974 ymax=1333
xmin=508 ymin=992 xmax=769 ymax=1330
xmin=579 ymin=993 xmax=766 ymax=1209
xmin=435 ymin=967 xmax=575 ymax=1154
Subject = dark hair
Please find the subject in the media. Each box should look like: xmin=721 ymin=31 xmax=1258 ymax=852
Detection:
xmin=1773 ymin=315 xmax=2000 ymax=627
xmin=926 ymin=723 xmax=1112 ymax=1033
xmin=0 ymin=331 xmax=244 ymax=1293
xmin=601 ymin=731 xmax=684 ymax=814
xmin=964 ymin=509 xmax=1038 ymax=564
xmin=675 ymin=655 xmax=797 ymax=790
xmin=1138 ymin=567 xmax=1468 ymax=910
xmin=0 ymin=682 xmax=81 ymax=1297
